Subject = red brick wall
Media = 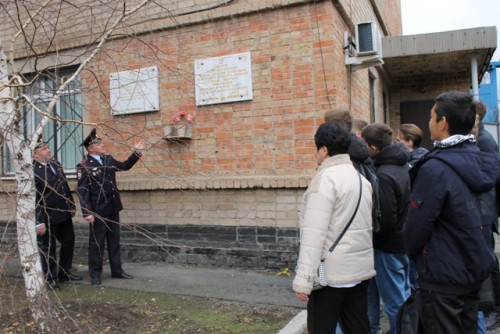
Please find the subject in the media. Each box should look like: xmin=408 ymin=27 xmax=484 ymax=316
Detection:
xmin=82 ymin=1 xmax=383 ymax=179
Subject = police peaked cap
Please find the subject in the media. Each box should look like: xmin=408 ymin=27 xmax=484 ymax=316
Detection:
xmin=81 ymin=128 xmax=102 ymax=148
xmin=33 ymin=134 xmax=47 ymax=151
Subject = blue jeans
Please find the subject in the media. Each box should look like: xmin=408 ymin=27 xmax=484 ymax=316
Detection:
xmin=478 ymin=311 xmax=486 ymax=334
xmin=368 ymin=250 xmax=410 ymax=334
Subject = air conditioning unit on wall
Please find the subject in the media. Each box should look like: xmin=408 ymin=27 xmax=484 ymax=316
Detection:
xmin=344 ymin=22 xmax=383 ymax=72
xmin=356 ymin=22 xmax=381 ymax=55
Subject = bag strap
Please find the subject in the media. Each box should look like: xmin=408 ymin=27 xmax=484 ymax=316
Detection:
xmin=322 ymin=171 xmax=362 ymax=260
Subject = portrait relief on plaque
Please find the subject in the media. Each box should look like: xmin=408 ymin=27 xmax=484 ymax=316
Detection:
xmin=110 ymin=66 xmax=160 ymax=115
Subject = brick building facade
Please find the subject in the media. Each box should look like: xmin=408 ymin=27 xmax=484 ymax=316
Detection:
xmin=0 ymin=0 xmax=496 ymax=269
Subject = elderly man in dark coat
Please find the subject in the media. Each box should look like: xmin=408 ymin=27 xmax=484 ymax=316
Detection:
xmin=34 ymin=140 xmax=82 ymax=290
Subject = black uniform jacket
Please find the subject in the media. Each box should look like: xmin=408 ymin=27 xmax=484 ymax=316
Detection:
xmin=34 ymin=160 xmax=75 ymax=226
xmin=76 ymin=152 xmax=141 ymax=218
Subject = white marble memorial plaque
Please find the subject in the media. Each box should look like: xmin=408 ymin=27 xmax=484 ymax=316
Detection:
xmin=110 ymin=66 xmax=159 ymax=115
xmin=195 ymin=52 xmax=253 ymax=106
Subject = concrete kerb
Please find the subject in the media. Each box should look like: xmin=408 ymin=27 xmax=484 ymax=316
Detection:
xmin=278 ymin=310 xmax=307 ymax=334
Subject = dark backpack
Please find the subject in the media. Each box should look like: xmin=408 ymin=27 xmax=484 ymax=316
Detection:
xmin=357 ymin=162 xmax=382 ymax=233
xmin=396 ymin=292 xmax=423 ymax=334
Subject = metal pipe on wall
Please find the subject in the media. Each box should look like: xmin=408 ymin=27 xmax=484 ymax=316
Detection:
xmin=471 ymin=55 xmax=479 ymax=101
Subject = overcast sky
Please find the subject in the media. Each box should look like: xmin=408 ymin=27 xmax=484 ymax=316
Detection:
xmin=401 ymin=0 xmax=500 ymax=61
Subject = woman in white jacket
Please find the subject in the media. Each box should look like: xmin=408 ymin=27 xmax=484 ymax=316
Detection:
xmin=293 ymin=122 xmax=375 ymax=334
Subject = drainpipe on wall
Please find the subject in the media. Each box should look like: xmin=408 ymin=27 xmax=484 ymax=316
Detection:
xmin=471 ymin=55 xmax=479 ymax=101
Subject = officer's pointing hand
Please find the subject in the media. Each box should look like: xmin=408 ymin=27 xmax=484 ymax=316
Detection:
xmin=133 ymin=139 xmax=147 ymax=152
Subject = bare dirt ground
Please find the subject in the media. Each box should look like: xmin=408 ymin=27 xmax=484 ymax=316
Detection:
xmin=0 ymin=276 xmax=297 ymax=334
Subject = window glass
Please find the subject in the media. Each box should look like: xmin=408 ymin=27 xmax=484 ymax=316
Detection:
xmin=59 ymin=93 xmax=83 ymax=171
xmin=1 ymin=67 xmax=83 ymax=176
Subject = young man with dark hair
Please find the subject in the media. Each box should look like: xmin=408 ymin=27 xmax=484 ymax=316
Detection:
xmin=324 ymin=110 xmax=381 ymax=229
xmin=404 ymin=92 xmax=499 ymax=333
xmin=324 ymin=109 xmax=353 ymax=133
xmin=324 ymin=110 xmax=370 ymax=168
xmin=353 ymin=119 xmax=369 ymax=138
xmin=361 ymin=122 xmax=411 ymax=334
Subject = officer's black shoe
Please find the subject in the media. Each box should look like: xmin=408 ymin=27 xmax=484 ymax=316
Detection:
xmin=90 ymin=277 xmax=101 ymax=286
xmin=47 ymin=279 xmax=60 ymax=291
xmin=59 ymin=271 xmax=83 ymax=282
xmin=111 ymin=272 xmax=134 ymax=279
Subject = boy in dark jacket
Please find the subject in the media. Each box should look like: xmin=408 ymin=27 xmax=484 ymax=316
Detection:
xmin=404 ymin=92 xmax=499 ymax=333
xmin=361 ymin=123 xmax=411 ymax=334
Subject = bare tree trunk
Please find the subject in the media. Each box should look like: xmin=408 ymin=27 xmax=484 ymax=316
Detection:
xmin=0 ymin=43 xmax=61 ymax=334
xmin=0 ymin=0 xmax=153 ymax=332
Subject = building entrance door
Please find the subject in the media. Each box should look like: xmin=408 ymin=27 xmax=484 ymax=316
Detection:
xmin=400 ymin=100 xmax=435 ymax=150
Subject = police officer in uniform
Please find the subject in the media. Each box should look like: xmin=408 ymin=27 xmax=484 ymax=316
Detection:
xmin=77 ymin=129 xmax=146 ymax=285
xmin=34 ymin=140 xmax=82 ymax=290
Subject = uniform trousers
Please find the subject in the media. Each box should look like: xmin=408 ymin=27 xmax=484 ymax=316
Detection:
xmin=307 ymin=280 xmax=370 ymax=334
xmin=37 ymin=219 xmax=76 ymax=280
xmin=88 ymin=213 xmax=124 ymax=279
